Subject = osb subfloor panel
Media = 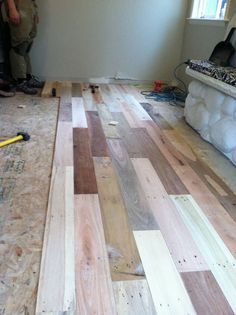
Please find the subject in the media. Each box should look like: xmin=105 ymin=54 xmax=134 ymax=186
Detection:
xmin=0 ymin=95 xmax=58 ymax=314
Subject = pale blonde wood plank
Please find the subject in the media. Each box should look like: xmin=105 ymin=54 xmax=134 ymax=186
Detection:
xmin=36 ymin=167 xmax=75 ymax=313
xmin=163 ymin=129 xmax=197 ymax=162
xmin=134 ymin=230 xmax=197 ymax=315
xmin=108 ymin=84 xmax=124 ymax=102
xmin=72 ymin=97 xmax=87 ymax=128
xmin=204 ymin=174 xmax=228 ymax=197
xmin=174 ymin=165 xmax=236 ymax=258
xmin=119 ymin=100 xmax=143 ymax=128
xmin=81 ymin=84 xmax=98 ymax=111
xmin=41 ymin=81 xmax=54 ymax=97
xmin=122 ymin=84 xmax=147 ymax=103
xmin=123 ymin=94 xmax=152 ymax=121
xmin=100 ymin=85 xmax=122 ymax=112
xmin=93 ymin=157 xmax=143 ymax=281
xmin=113 ymin=280 xmax=156 ymax=315
xmin=171 ymin=195 xmax=236 ymax=313
xmin=144 ymin=122 xmax=236 ymax=258
xmin=132 ymin=158 xmax=208 ymax=272
xmin=64 ymin=167 xmax=75 ymax=310
xmin=97 ymin=103 xmax=120 ymax=138
xmin=75 ymin=194 xmax=117 ymax=315
xmin=54 ymin=122 xmax=73 ymax=167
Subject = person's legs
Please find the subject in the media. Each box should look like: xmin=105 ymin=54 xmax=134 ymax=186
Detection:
xmin=8 ymin=0 xmax=39 ymax=94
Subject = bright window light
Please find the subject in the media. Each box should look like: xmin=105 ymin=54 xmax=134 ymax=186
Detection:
xmin=191 ymin=0 xmax=229 ymax=19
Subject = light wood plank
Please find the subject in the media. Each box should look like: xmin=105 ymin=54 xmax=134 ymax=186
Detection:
xmin=100 ymin=85 xmax=122 ymax=112
xmin=123 ymin=94 xmax=152 ymax=121
xmin=41 ymin=81 xmax=57 ymax=98
xmin=119 ymin=100 xmax=143 ymax=128
xmin=36 ymin=167 xmax=75 ymax=313
xmin=59 ymin=81 xmax=72 ymax=122
xmin=81 ymin=84 xmax=98 ymax=111
xmin=122 ymin=84 xmax=147 ymax=103
xmin=134 ymin=230 xmax=197 ymax=315
xmin=108 ymin=140 xmax=158 ymax=230
xmin=113 ymin=280 xmax=156 ymax=315
xmin=163 ymin=130 xmax=197 ymax=162
xmin=173 ymin=166 xmax=236 ymax=257
xmin=171 ymin=195 xmax=236 ymax=313
xmin=204 ymin=174 xmax=228 ymax=197
xmin=75 ymin=194 xmax=117 ymax=315
xmin=93 ymin=157 xmax=143 ymax=281
xmin=132 ymin=158 xmax=208 ymax=272
xmin=97 ymin=103 xmax=120 ymax=138
xmin=140 ymin=102 xmax=173 ymax=130
xmin=54 ymin=122 xmax=73 ymax=167
xmin=72 ymin=82 xmax=82 ymax=97
xmin=182 ymin=271 xmax=234 ymax=315
xmin=72 ymin=97 xmax=87 ymax=128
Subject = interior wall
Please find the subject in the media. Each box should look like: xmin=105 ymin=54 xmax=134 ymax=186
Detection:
xmin=180 ymin=0 xmax=236 ymax=85
xmin=31 ymin=0 xmax=188 ymax=81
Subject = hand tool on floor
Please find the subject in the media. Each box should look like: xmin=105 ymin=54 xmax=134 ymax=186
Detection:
xmin=0 ymin=132 xmax=30 ymax=148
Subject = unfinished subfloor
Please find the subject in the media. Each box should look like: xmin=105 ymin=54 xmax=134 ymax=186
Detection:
xmin=1 ymin=82 xmax=236 ymax=314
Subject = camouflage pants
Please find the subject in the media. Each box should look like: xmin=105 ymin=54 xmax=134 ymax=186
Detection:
xmin=7 ymin=0 xmax=38 ymax=79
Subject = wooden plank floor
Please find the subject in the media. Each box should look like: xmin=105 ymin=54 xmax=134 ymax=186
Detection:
xmin=36 ymin=82 xmax=236 ymax=314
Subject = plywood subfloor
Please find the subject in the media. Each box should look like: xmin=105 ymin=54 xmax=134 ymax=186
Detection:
xmin=0 ymin=95 xmax=58 ymax=314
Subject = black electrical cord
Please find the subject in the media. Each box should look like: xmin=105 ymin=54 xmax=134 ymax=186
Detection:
xmin=141 ymin=61 xmax=189 ymax=107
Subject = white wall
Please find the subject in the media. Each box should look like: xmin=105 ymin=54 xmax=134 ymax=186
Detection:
xmin=31 ymin=0 xmax=188 ymax=81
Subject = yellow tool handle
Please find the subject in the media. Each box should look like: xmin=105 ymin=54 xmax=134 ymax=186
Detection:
xmin=0 ymin=135 xmax=23 ymax=148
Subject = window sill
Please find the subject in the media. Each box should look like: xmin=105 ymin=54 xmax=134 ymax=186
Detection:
xmin=187 ymin=18 xmax=229 ymax=27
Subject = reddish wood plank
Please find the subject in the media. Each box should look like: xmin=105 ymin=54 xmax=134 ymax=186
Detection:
xmin=75 ymin=194 xmax=117 ymax=314
xmin=182 ymin=271 xmax=234 ymax=315
xmin=86 ymin=111 xmax=110 ymax=157
xmin=73 ymin=128 xmax=97 ymax=194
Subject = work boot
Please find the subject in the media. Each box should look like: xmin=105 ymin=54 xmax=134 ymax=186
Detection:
xmin=0 ymin=89 xmax=15 ymax=97
xmin=16 ymin=80 xmax=38 ymax=95
xmin=27 ymin=75 xmax=44 ymax=89
xmin=0 ymin=80 xmax=15 ymax=97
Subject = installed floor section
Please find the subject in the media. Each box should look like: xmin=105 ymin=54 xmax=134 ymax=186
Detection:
xmin=36 ymin=82 xmax=236 ymax=314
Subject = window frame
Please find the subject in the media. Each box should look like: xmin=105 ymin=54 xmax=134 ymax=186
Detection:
xmin=191 ymin=0 xmax=231 ymax=21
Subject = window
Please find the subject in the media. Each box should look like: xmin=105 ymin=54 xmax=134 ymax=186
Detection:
xmin=191 ymin=0 xmax=229 ymax=20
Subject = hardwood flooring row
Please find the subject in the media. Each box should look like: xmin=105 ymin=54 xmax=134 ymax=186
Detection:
xmin=36 ymin=81 xmax=236 ymax=314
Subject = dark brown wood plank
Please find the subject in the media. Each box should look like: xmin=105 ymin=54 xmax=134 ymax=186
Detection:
xmin=113 ymin=113 xmax=188 ymax=195
xmin=72 ymin=83 xmax=82 ymax=97
xmin=182 ymin=271 xmax=234 ymax=315
xmin=140 ymin=102 xmax=173 ymax=130
xmin=107 ymin=139 xmax=159 ymax=231
xmin=86 ymin=111 xmax=110 ymax=157
xmin=112 ymin=112 xmax=145 ymax=157
xmin=73 ymin=128 xmax=98 ymax=194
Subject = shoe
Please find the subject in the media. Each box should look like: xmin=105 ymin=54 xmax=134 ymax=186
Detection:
xmin=27 ymin=75 xmax=44 ymax=89
xmin=16 ymin=80 xmax=38 ymax=95
xmin=0 ymin=89 xmax=15 ymax=97
xmin=0 ymin=81 xmax=15 ymax=97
